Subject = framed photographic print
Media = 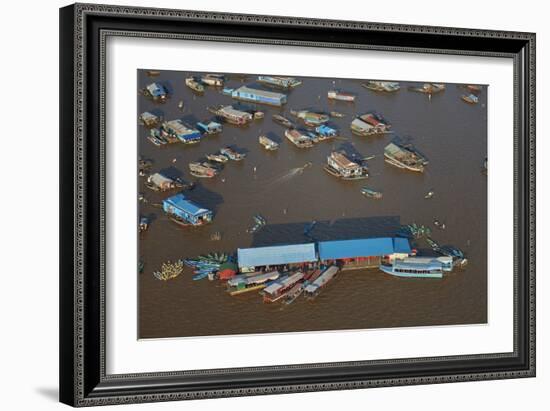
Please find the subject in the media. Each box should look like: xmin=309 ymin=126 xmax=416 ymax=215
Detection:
xmin=59 ymin=3 xmax=536 ymax=407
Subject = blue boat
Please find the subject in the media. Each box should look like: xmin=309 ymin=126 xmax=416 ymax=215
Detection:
xmin=379 ymin=256 xmax=453 ymax=279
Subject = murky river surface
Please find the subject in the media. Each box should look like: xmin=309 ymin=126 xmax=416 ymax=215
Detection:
xmin=137 ymin=70 xmax=487 ymax=339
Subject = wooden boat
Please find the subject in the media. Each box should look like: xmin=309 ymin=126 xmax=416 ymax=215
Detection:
xmin=408 ymin=83 xmax=446 ymax=95
xmin=259 ymin=135 xmax=279 ymax=150
xmin=272 ymin=114 xmax=294 ymax=128
xmin=361 ymin=80 xmax=400 ymax=92
xmin=290 ymin=109 xmax=330 ymax=126
xmin=206 ymin=153 xmax=229 ymax=163
xmin=461 ymin=94 xmax=479 ymax=104
xmin=220 ymin=147 xmax=246 ymax=161
xmin=327 ymin=90 xmax=356 ymax=102
xmin=261 ymin=272 xmax=305 ymax=303
xmin=185 ymin=76 xmax=205 ymax=93
xmin=188 ymin=162 xmax=218 ymax=178
xmin=330 ymin=111 xmax=346 ymax=118
xmin=361 ymin=187 xmax=383 ymax=199
xmin=282 ymin=283 xmax=305 ymax=305
xmin=384 ymin=142 xmax=428 ymax=173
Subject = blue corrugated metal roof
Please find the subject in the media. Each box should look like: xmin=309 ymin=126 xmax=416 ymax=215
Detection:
xmin=318 ymin=237 xmax=404 ymax=260
xmin=237 ymin=243 xmax=316 ymax=268
xmin=163 ymin=194 xmax=210 ymax=217
xmin=393 ymin=237 xmax=412 ymax=254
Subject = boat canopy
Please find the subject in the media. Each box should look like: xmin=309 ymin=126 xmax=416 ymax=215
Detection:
xmin=318 ymin=237 xmax=411 ymax=260
xmin=237 ymin=243 xmax=316 ymax=268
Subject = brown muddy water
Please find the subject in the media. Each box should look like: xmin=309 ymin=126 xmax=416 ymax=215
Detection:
xmin=137 ymin=70 xmax=487 ymax=339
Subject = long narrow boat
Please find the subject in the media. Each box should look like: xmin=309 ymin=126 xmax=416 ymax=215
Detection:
xmin=261 ymin=271 xmax=305 ymax=303
xmin=361 ymin=187 xmax=383 ymax=199
xmin=227 ymin=271 xmax=280 ymax=295
xmin=384 ymin=142 xmax=428 ymax=173
xmin=304 ymin=266 xmax=339 ymax=298
xmin=272 ymin=114 xmax=294 ymax=128
xmin=282 ymin=283 xmax=305 ymax=305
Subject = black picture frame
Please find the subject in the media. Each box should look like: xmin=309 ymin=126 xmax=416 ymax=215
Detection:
xmin=59 ymin=3 xmax=536 ymax=407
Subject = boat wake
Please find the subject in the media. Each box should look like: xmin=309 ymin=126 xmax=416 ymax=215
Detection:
xmin=267 ymin=163 xmax=312 ymax=187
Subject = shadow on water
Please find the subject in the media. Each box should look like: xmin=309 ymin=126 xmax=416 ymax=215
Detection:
xmin=250 ymin=216 xmax=402 ymax=247
xmin=185 ymin=182 xmax=224 ymax=214
xmin=159 ymin=165 xmax=184 ymax=179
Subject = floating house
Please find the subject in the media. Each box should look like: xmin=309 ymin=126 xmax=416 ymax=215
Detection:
xmin=361 ymin=80 xmax=400 ymax=92
xmin=384 ymin=142 xmax=428 ymax=172
xmin=196 ymin=121 xmax=222 ymax=135
xmin=145 ymin=172 xmax=178 ymax=191
xmin=138 ymin=111 xmax=161 ymax=127
xmin=162 ymin=193 xmax=213 ymax=226
xmin=161 ymin=120 xmax=201 ymax=144
xmin=315 ymin=125 xmax=338 ymax=139
xmin=324 ymin=151 xmax=368 ymax=180
xmin=229 ymin=86 xmax=287 ymax=106
xmin=379 ymin=256 xmax=453 ymax=278
xmin=144 ymin=82 xmax=168 ymax=102
xmin=201 ymin=74 xmax=225 ymax=87
xmin=208 ymin=105 xmax=253 ymax=125
xmin=318 ymin=237 xmax=411 ymax=270
xmin=237 ymin=243 xmax=317 ymax=272
xmin=257 ymin=76 xmax=302 ymax=89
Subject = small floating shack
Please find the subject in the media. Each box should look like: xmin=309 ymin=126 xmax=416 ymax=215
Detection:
xmin=196 ymin=121 xmax=222 ymax=135
xmin=229 ymin=86 xmax=287 ymax=106
xmin=144 ymin=82 xmax=168 ymax=102
xmin=257 ymin=76 xmax=302 ymax=89
xmin=324 ymin=151 xmax=368 ymax=180
xmin=162 ymin=193 xmax=213 ymax=226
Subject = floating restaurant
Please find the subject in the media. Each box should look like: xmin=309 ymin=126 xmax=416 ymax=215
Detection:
xmin=236 ymin=237 xmax=411 ymax=272
xmin=228 ymin=86 xmax=287 ymax=106
xmin=162 ymin=193 xmax=213 ymax=226
xmin=161 ymin=120 xmax=202 ymax=143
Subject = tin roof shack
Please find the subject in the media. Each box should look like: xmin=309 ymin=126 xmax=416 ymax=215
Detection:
xmin=318 ymin=237 xmax=411 ymax=270
xmin=143 ymin=82 xmax=168 ymax=103
xmin=324 ymin=151 xmax=368 ymax=179
xmin=315 ymin=125 xmax=338 ymax=139
xmin=230 ymin=86 xmax=287 ymax=106
xmin=162 ymin=193 xmax=213 ymax=226
xmin=196 ymin=121 xmax=223 ymax=135
xmin=138 ymin=111 xmax=161 ymax=128
xmin=237 ymin=243 xmax=317 ymax=272
xmin=161 ymin=120 xmax=202 ymax=144
xmin=145 ymin=172 xmax=178 ymax=192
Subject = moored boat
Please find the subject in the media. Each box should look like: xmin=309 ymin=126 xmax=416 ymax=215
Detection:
xmin=304 ymin=266 xmax=339 ymax=298
xmin=409 ymin=83 xmax=446 ymax=95
xmin=285 ymin=128 xmax=314 ymax=148
xmin=261 ymin=271 xmax=305 ymax=303
xmin=220 ymin=147 xmax=246 ymax=161
xmin=188 ymin=162 xmax=219 ymax=178
xmin=379 ymin=256 xmax=453 ymax=279
xmin=361 ymin=80 xmax=401 ymax=92
xmin=227 ymin=270 xmax=281 ymax=295
xmin=207 ymin=105 xmax=253 ymax=126
xmin=282 ymin=283 xmax=305 ymax=305
xmin=272 ymin=114 xmax=294 ymax=128
xmin=330 ymin=111 xmax=346 ymax=118
xmin=200 ymin=73 xmax=225 ymax=87
xmin=361 ymin=187 xmax=383 ymax=199
xmin=259 ymin=135 xmax=279 ymax=150
xmin=290 ymin=109 xmax=330 ymax=127
xmin=185 ymin=76 xmax=205 ymax=93
xmin=461 ymin=94 xmax=479 ymax=104
xmin=351 ymin=113 xmax=391 ymax=136
xmin=206 ymin=153 xmax=229 ymax=163
xmin=384 ymin=142 xmax=428 ymax=173
xmin=327 ymin=90 xmax=356 ymax=102
xmin=257 ymin=76 xmax=302 ymax=89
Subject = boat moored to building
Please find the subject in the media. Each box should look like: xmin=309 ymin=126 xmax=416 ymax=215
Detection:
xmin=162 ymin=193 xmax=213 ymax=226
xmin=324 ymin=151 xmax=368 ymax=180
xmin=379 ymin=256 xmax=453 ymax=278
xmin=304 ymin=266 xmax=339 ymax=297
xmin=261 ymin=271 xmax=305 ymax=303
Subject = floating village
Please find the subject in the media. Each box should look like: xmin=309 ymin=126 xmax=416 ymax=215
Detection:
xmin=138 ymin=72 xmax=486 ymax=308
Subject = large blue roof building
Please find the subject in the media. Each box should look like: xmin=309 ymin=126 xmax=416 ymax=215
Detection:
xmin=162 ymin=193 xmax=212 ymax=226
